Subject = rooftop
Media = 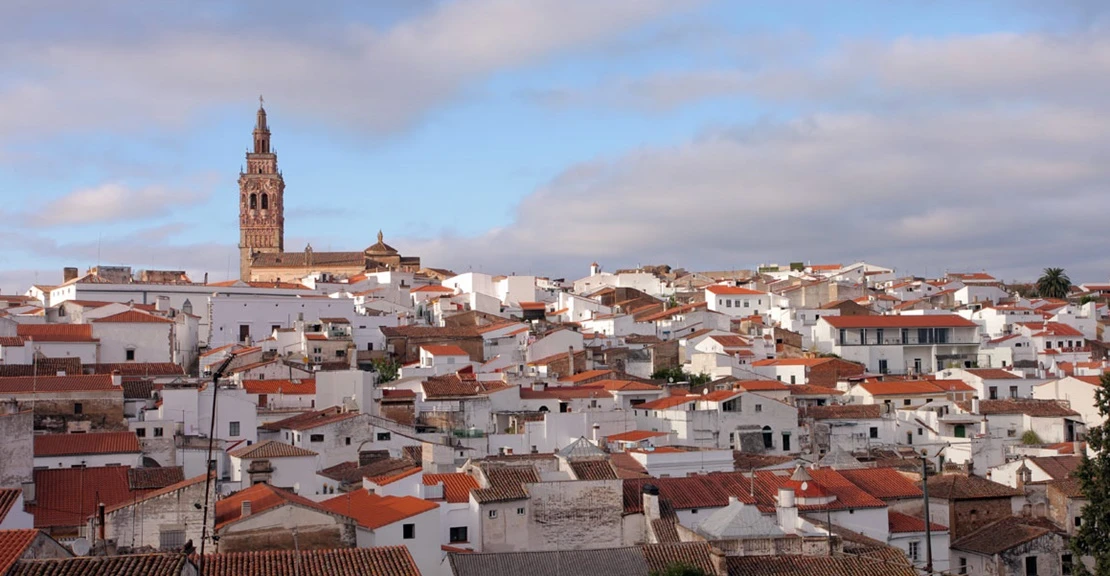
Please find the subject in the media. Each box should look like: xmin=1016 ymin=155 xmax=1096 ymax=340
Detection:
xmin=200 ymin=547 xmax=421 ymax=576
xmin=925 ymin=474 xmax=1023 ymax=500
xmin=822 ymin=314 xmax=977 ymax=329
xmin=34 ymin=431 xmax=141 ymax=457
xmin=321 ymin=490 xmax=437 ymax=530
xmin=951 ymin=516 xmax=1062 ymax=556
xmin=260 ymin=406 xmax=360 ymax=431
xmin=228 ymin=439 xmax=317 ymax=459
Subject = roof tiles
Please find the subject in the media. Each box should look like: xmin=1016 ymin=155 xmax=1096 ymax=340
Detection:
xmin=200 ymin=547 xmax=421 ymax=576
xmin=423 ymin=473 xmax=480 ymax=504
xmin=320 ymin=491 xmax=437 ymax=529
xmin=34 ymin=431 xmax=140 ymax=457
xmin=227 ymin=440 xmax=317 ymax=459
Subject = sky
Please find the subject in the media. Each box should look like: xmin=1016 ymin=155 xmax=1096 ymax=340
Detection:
xmin=1 ymin=0 xmax=1108 ymax=292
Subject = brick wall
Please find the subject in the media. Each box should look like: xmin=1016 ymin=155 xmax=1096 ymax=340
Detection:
xmin=949 ymin=498 xmax=1013 ymax=540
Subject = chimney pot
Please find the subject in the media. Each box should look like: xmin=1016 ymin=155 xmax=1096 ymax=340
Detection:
xmin=241 ymin=500 xmax=252 ymax=517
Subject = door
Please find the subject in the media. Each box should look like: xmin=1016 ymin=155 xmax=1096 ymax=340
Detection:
xmin=238 ymin=324 xmax=251 ymax=343
xmin=913 ymin=358 xmax=922 ymax=374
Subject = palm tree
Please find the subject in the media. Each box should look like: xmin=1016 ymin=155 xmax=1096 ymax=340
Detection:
xmin=1036 ymin=267 xmax=1072 ymax=299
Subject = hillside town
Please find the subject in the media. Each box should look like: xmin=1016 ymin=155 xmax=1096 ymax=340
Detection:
xmin=0 ymin=105 xmax=1107 ymax=576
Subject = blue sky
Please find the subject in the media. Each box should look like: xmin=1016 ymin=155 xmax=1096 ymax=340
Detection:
xmin=0 ymin=0 xmax=1108 ymax=292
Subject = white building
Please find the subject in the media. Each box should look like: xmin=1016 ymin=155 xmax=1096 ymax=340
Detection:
xmin=815 ymin=314 xmax=981 ymax=375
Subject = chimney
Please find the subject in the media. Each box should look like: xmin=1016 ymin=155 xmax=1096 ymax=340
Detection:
xmin=63 ymin=267 xmax=79 ymax=283
xmin=241 ymin=500 xmax=252 ymax=518
xmin=110 ymin=370 xmax=122 ymax=388
xmin=532 ymin=382 xmax=545 ymax=392
xmin=156 ymin=296 xmax=169 ymax=313
xmin=1073 ymin=440 xmax=1083 ymax=455
xmin=728 ymin=495 xmax=739 ymax=506
xmin=21 ymin=481 xmax=35 ymax=504
xmin=97 ymin=503 xmax=106 ymax=541
xmin=348 ymin=342 xmax=358 ymax=371
xmin=566 ymin=346 xmax=575 ymax=376
xmin=776 ymin=487 xmax=798 ymax=535
xmin=641 ymin=484 xmax=661 ymax=520
xmin=971 ymin=398 xmax=980 ymax=414
xmin=204 ymin=272 xmax=209 ymax=285
xmin=591 ymin=423 xmax=601 ymax=443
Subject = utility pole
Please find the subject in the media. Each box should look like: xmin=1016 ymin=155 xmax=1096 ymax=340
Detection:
xmin=922 ymin=451 xmax=933 ymax=574
xmin=198 ymin=356 xmax=234 ymax=575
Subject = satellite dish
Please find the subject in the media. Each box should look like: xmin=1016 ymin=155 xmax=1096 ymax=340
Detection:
xmin=800 ymin=481 xmax=809 ymax=492
xmin=293 ymin=482 xmax=301 ymax=494
xmin=702 ymin=388 xmax=709 ymax=396
xmin=71 ymin=538 xmax=91 ymax=556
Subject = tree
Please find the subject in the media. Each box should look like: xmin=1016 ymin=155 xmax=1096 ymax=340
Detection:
xmin=370 ymin=358 xmax=400 ymax=384
xmin=1071 ymin=373 xmax=1110 ymax=575
xmin=650 ymin=366 xmax=712 ymax=386
xmin=650 ymin=564 xmax=710 ymax=576
xmin=1036 ymin=267 xmax=1072 ymax=299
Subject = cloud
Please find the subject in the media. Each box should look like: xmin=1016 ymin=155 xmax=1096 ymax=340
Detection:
xmin=404 ymin=104 xmax=1110 ymax=283
xmin=0 ymin=0 xmax=697 ymax=140
xmin=19 ymin=183 xmax=207 ymax=227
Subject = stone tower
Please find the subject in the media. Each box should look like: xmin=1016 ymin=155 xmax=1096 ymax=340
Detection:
xmin=238 ymin=97 xmax=285 ymax=281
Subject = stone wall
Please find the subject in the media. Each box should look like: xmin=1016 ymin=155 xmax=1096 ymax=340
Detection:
xmin=217 ymin=523 xmax=354 ymax=553
xmin=0 ymin=411 xmax=33 ymax=487
xmin=527 ymin=480 xmax=624 ymax=550
xmin=950 ymin=498 xmax=1013 ymax=541
xmin=28 ymin=394 xmax=126 ymax=433
xmin=104 ymin=480 xmax=212 ymax=552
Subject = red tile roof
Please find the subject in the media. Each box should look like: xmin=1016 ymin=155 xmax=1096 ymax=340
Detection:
xmin=321 ymin=491 xmax=437 ymax=530
xmin=366 ymin=467 xmax=422 ymax=486
xmin=958 ymin=398 xmax=1079 ymax=418
xmin=200 ymin=547 xmax=422 ymax=576
xmin=636 ymin=395 xmax=697 ymax=410
xmin=472 ymin=465 xmax=541 ymax=503
xmin=951 ymin=516 xmax=1062 ymax=556
xmin=726 ymin=550 xmax=917 ymax=575
xmin=822 ymin=314 xmax=977 ymax=329
xmin=0 ymin=530 xmax=39 ymax=575
xmin=963 ymin=368 xmax=1022 ymax=380
xmin=0 ymin=337 xmax=25 ymax=347
xmin=16 ymin=324 xmax=97 ymax=342
xmin=753 ymin=468 xmax=886 ymax=512
xmin=0 ymin=489 xmax=22 ymax=526
xmin=411 ymin=284 xmax=455 ymax=293
xmin=34 ymin=431 xmax=140 ymax=457
xmin=242 ymin=378 xmax=316 ymax=395
xmin=888 ymin=510 xmax=947 ymax=533
xmin=9 ymin=553 xmax=189 ymax=576
xmin=260 ymin=406 xmax=360 ymax=431
xmin=622 ymin=474 xmax=756 ymax=514
xmin=788 ymin=384 xmax=846 ymax=396
xmin=423 ymin=473 xmax=480 ymax=504
xmin=228 ymin=440 xmax=317 ymax=459
xmin=215 ymin=483 xmax=343 ymax=530
xmin=86 ymin=362 xmax=185 ymax=376
xmin=91 ymin=310 xmax=173 ymax=323
xmin=857 ymin=380 xmax=944 ymax=396
xmin=926 ymin=474 xmax=1023 ymax=500
xmin=929 ymin=379 xmax=976 ymax=392
xmin=839 ymin=468 xmax=923 ymax=500
xmin=605 ymin=430 xmax=669 ymax=442
xmin=569 ymin=459 xmax=618 ymax=481
xmin=732 ymin=379 xmax=790 ymax=392
xmin=28 ymin=466 xmax=141 ymax=528
xmin=804 ymin=404 xmax=882 ymax=419
xmin=706 ymin=285 xmax=765 ymax=295
xmin=421 ymin=345 xmax=469 ymax=356
xmin=579 ymin=379 xmax=662 ymax=392
xmin=557 ymin=369 xmax=614 ymax=383
xmin=423 ymin=376 xmax=509 ymax=398
xmin=0 ymin=374 xmax=119 ymax=393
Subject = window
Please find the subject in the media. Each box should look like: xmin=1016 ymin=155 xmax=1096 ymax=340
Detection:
xmin=904 ymin=399 xmax=912 ymax=406
xmin=261 ymin=193 xmax=269 ymax=210
xmin=917 ymin=427 xmax=923 ymax=436
xmin=488 ymin=510 xmax=498 ymax=519
xmin=878 ymin=359 xmax=888 ymax=374
xmin=755 ymin=404 xmax=762 ymax=413
xmin=345 ymin=437 xmax=351 ymax=446
xmin=402 ymin=523 xmax=415 ymax=539
xmin=135 ymin=428 xmax=147 ymax=438
xmin=958 ymin=557 xmax=967 ymax=574
xmin=1008 ymin=429 xmax=1017 ymax=438
xmin=1062 ymin=554 xmax=1073 ymax=575
xmin=1025 ymin=555 xmax=1038 ymax=576
xmin=229 ymin=421 xmax=240 ymax=437
xmin=790 ymin=375 xmax=796 ymax=384
xmin=377 ymin=432 xmax=391 ymax=441
xmin=74 ymin=402 xmax=83 ymax=415
xmin=239 ymin=324 xmax=250 ymax=343
xmin=722 ymin=399 xmax=739 ymax=412
xmin=516 ymin=507 xmax=526 ymax=515
xmin=690 ymin=509 xmax=698 ymax=514
xmin=159 ymin=528 xmax=186 ymax=550
xmin=1074 ymin=516 xmax=1082 ymax=527
xmin=153 ymin=427 xmax=164 ymax=438
xmin=989 ymin=386 xmax=999 ymax=400
xmin=449 ymin=526 xmax=468 ymax=543
xmin=313 ymin=347 xmax=322 ymax=354
xmin=271 ymin=324 xmax=280 ymax=334
xmin=762 ymin=426 xmax=773 ymax=449
xmin=869 ymin=427 xmax=879 ymax=439
xmin=781 ymin=432 xmax=791 ymax=451
xmin=908 ymin=540 xmax=920 ymax=563
xmin=125 ymin=349 xmax=135 ymax=361
xmin=743 ymin=300 xmax=750 ymax=308
xmin=726 ymin=300 xmax=732 ymax=308
xmin=1010 ymin=386 xmax=1019 ymax=399
xmin=249 ymin=193 xmax=257 ymax=209
xmin=310 ymin=434 xmax=324 ymax=442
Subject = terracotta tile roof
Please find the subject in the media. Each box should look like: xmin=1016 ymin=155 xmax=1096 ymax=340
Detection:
xmin=86 ymin=362 xmax=185 ymax=376
xmin=201 ymin=547 xmax=421 ymax=576
xmin=0 ymin=530 xmax=39 ymax=575
xmin=423 ymin=473 xmax=480 ymax=504
xmin=640 ymin=543 xmax=717 ymax=576
xmin=569 ymin=459 xmax=618 ymax=481
xmin=888 ymin=510 xmax=947 ymax=533
xmin=423 ymin=375 xmax=509 ymax=398
xmin=105 ymin=473 xmax=210 ymax=514
xmin=215 ymin=483 xmax=341 ymax=530
xmin=16 ymin=324 xmax=97 ymax=342
xmin=635 ymin=302 xmax=706 ymax=323
xmin=1046 ymin=478 xmax=1084 ymax=499
xmin=857 ymin=380 xmax=944 ymax=396
xmin=260 ymin=406 xmax=359 ymax=431
xmin=366 ymin=466 xmax=422 ymax=486
xmin=9 ymin=553 xmax=189 ymax=576
xmin=520 ymin=387 xmax=611 ymax=400
xmin=610 ymin=452 xmax=650 ymax=479
xmin=622 ymin=474 xmax=757 ymax=514
xmin=708 ymin=335 xmax=750 ymax=348
xmin=304 ymin=333 xmax=328 ymax=341
xmin=732 ymin=453 xmax=795 ymax=471
xmin=1028 ymin=455 xmax=1081 ymax=480
xmin=0 ymin=374 xmax=118 ymax=393
xmin=525 ymin=349 xmax=587 ymax=367
xmin=411 ymin=284 xmax=455 ymax=293
xmin=839 ymin=468 xmax=922 ymax=500
xmin=321 ymin=491 xmax=437 ymax=529
xmin=557 ymin=369 xmax=614 ymax=383
xmin=726 ymin=551 xmax=917 ymax=576
xmin=449 ymin=547 xmax=649 ymax=576
xmin=91 ymin=310 xmax=173 ymax=323
xmin=606 ymin=430 xmax=669 ymax=442
xmin=28 ymin=466 xmax=141 ymax=528
xmin=228 ymin=439 xmax=317 ymax=459
xmin=242 ymin=378 xmax=316 ymax=395
xmin=929 ymin=378 xmax=976 ymax=392
xmin=963 ymin=368 xmax=1022 ymax=380
xmin=0 ymin=490 xmax=22 ymax=526
xmin=635 ymin=395 xmax=697 ymax=411
xmin=706 ymin=285 xmax=765 ymax=295
xmin=473 ymin=465 xmax=540 ymax=503
xmin=957 ymin=398 xmax=1079 ymax=418
xmin=127 ymin=467 xmax=186 ymax=490
xmin=0 ymin=357 xmax=82 ymax=377
xmin=0 ymin=337 xmax=25 ymax=347
xmin=951 ymin=516 xmax=1062 ymax=556
xmin=421 ymin=345 xmax=469 ymax=356
xmin=319 ymin=458 xmax=415 ymax=486
xmin=822 ymin=314 xmax=977 ymax=329
xmin=753 ymin=468 xmax=886 ymax=512
xmin=579 ymin=379 xmax=662 ymax=392
xmin=34 ymin=431 xmax=141 ymax=457
xmin=788 ymin=384 xmax=846 ymax=396
xmin=925 ymin=474 xmax=1022 ymax=500
xmin=381 ymin=325 xmax=480 ymax=338
xmin=803 ymin=404 xmax=882 ymax=420
xmin=732 ymin=379 xmax=790 ymax=392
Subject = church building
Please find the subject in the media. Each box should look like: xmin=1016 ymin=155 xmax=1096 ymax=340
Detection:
xmin=238 ymin=99 xmax=420 ymax=282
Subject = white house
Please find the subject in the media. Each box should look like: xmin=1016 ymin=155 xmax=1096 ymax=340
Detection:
xmin=1033 ymin=376 xmax=1106 ymax=427
xmin=634 ymin=390 xmax=802 ymax=453
xmin=227 ymin=439 xmax=319 ymax=495
xmin=814 ymin=314 xmax=981 ymax=375
xmin=32 ymin=431 xmax=142 ymax=469
xmin=705 ymin=285 xmax=773 ymax=317
xmin=89 ymin=310 xmax=175 ymax=363
xmin=321 ymin=489 xmax=441 ymax=576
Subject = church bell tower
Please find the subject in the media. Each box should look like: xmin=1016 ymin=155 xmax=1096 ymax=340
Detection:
xmin=238 ymin=96 xmax=285 ymax=281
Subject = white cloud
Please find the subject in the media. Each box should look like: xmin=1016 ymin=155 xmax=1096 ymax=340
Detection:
xmin=22 ymin=183 xmax=206 ymax=227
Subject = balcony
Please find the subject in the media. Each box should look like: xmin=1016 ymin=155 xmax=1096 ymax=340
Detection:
xmin=247 ymin=460 xmax=274 ymax=474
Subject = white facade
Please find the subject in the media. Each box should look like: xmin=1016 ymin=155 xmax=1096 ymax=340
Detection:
xmin=91 ymin=320 xmax=174 ymax=363
xmin=1034 ymin=376 xmax=1105 ymax=426
xmin=229 ymin=452 xmax=317 ymax=494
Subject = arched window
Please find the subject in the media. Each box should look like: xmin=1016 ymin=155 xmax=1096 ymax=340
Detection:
xmin=249 ymin=193 xmax=257 ymax=209
xmin=762 ymin=426 xmax=773 ymax=449
xmin=261 ymin=193 xmax=269 ymax=210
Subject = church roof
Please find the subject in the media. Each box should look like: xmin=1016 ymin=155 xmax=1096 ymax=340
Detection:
xmin=365 ymin=230 xmax=399 ymax=255
xmin=252 ymin=251 xmax=365 ymax=268
xmin=557 ymin=437 xmax=607 ymax=460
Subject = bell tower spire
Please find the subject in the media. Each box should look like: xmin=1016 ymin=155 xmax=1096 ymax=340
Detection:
xmin=238 ymin=96 xmax=285 ymax=281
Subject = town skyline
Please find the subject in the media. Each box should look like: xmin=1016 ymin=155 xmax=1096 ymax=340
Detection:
xmin=1 ymin=1 xmax=1109 ymax=293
